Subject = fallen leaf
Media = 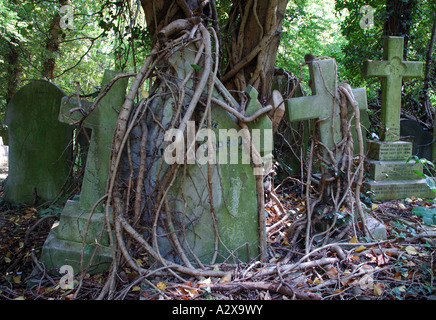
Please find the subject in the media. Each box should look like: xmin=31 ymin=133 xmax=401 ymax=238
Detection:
xmin=198 ymin=277 xmax=212 ymax=286
xmin=325 ymin=266 xmax=338 ymax=279
xmin=394 ymin=272 xmax=402 ymax=280
xmin=349 ymin=255 xmax=360 ymax=262
xmin=13 ymin=275 xmax=21 ymax=284
xmin=405 ymin=246 xmax=419 ymax=255
xmin=371 ymin=203 xmax=379 ymax=210
xmin=156 ymin=281 xmax=167 ymax=291
xmin=313 ymin=277 xmax=323 ymax=285
xmin=220 ymin=272 xmax=232 ymax=283
xmin=397 ymin=285 xmax=406 ymax=293
xmin=374 ymin=283 xmax=383 ymax=296
xmin=131 ymin=286 xmax=141 ymax=292
xmin=398 ymin=202 xmax=407 ymax=210
xmin=350 ymin=236 xmax=357 ymax=243
xmin=14 ymin=296 xmax=25 ymax=300
xmin=377 ymin=254 xmax=389 ymax=266
xmin=187 ymin=289 xmax=199 ymax=298
xmin=355 ymin=245 xmax=366 ymax=253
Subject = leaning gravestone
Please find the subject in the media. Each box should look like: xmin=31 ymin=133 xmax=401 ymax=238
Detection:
xmin=4 ymin=80 xmax=72 ymax=204
xmin=285 ymin=58 xmax=368 ymax=166
xmin=139 ymin=44 xmax=272 ymax=265
xmin=363 ymin=36 xmax=434 ymax=200
xmin=40 ymin=70 xmax=128 ymax=274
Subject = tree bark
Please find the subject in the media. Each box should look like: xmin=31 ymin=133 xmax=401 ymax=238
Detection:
xmin=222 ymin=0 xmax=288 ymax=100
xmin=5 ymin=37 xmax=21 ymax=105
xmin=140 ymin=0 xmax=288 ymax=100
xmin=422 ymin=12 xmax=436 ymax=123
xmin=42 ymin=0 xmax=68 ymax=79
xmin=140 ymin=0 xmax=202 ymax=39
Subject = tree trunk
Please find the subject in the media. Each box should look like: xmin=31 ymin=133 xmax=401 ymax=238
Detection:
xmin=42 ymin=0 xmax=67 ymax=79
xmin=222 ymin=0 xmax=288 ymax=101
xmin=5 ymin=37 xmax=21 ymax=105
xmin=140 ymin=0 xmax=288 ymax=100
xmin=422 ymin=12 xmax=436 ymax=123
xmin=383 ymin=0 xmax=417 ymax=59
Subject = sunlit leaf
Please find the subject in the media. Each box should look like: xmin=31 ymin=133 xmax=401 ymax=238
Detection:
xmin=374 ymin=283 xmax=383 ymax=296
xmin=220 ymin=272 xmax=232 ymax=283
xmin=354 ymin=245 xmax=366 ymax=252
xmin=405 ymin=246 xmax=418 ymax=255
xmin=156 ymin=281 xmax=167 ymax=290
xmin=191 ymin=64 xmax=201 ymax=71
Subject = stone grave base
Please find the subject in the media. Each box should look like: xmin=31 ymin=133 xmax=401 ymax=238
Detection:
xmin=40 ymin=228 xmax=112 ymax=275
xmin=40 ymin=200 xmax=113 ymax=275
xmin=364 ymin=179 xmax=435 ymax=201
xmin=364 ymin=140 xmax=436 ymax=201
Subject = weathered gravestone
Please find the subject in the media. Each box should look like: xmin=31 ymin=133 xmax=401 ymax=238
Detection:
xmin=40 ymin=70 xmax=128 ymax=274
xmin=3 ymin=80 xmax=73 ymax=204
xmin=363 ymin=36 xmax=434 ymax=200
xmin=400 ymin=119 xmax=433 ymax=161
xmin=285 ymin=58 xmax=368 ymax=170
xmin=140 ymin=44 xmax=272 ymax=265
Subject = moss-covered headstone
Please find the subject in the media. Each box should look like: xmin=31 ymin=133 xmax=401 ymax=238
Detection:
xmin=4 ymin=80 xmax=72 ymax=204
xmin=40 ymin=70 xmax=128 ymax=274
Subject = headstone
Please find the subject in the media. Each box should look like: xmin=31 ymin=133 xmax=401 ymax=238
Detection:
xmin=400 ymin=119 xmax=433 ymax=161
xmin=139 ymin=44 xmax=271 ymax=265
xmin=40 ymin=70 xmax=128 ymax=274
xmin=3 ymin=80 xmax=72 ymax=204
xmin=285 ymin=58 xmax=368 ymax=167
xmin=363 ymin=37 xmax=433 ymax=200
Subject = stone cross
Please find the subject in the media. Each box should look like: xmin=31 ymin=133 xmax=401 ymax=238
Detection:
xmin=4 ymin=80 xmax=72 ymax=204
xmin=363 ymin=36 xmax=423 ymax=141
xmin=286 ymin=58 xmax=367 ymax=157
xmin=59 ymin=70 xmax=129 ymax=211
xmin=40 ymin=70 xmax=128 ymax=274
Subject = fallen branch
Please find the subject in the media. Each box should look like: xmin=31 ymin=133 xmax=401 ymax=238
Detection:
xmin=208 ymin=281 xmax=322 ymax=300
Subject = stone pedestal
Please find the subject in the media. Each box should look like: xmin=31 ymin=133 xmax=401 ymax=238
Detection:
xmin=39 ymin=70 xmax=128 ymax=275
xmin=40 ymin=200 xmax=112 ymax=274
xmin=364 ymin=141 xmax=435 ymax=200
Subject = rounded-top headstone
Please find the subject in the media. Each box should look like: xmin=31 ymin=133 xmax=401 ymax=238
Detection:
xmin=4 ymin=80 xmax=73 ymax=204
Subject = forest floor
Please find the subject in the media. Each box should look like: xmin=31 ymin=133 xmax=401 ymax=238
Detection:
xmin=0 ymin=169 xmax=435 ymax=301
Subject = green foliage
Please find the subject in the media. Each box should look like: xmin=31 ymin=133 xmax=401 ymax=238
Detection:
xmin=277 ymin=0 xmax=348 ymax=84
xmin=412 ymin=206 xmax=436 ymax=225
xmin=0 ymin=0 xmax=149 ymax=124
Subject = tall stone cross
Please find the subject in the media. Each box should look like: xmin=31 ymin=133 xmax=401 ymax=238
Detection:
xmin=59 ymin=70 xmax=129 ymax=211
xmin=363 ymin=36 xmax=423 ymax=141
xmin=40 ymin=70 xmax=129 ymax=274
xmin=286 ymin=58 xmax=367 ymax=158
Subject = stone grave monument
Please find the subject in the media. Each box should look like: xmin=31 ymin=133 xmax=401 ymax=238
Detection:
xmin=3 ymin=80 xmax=73 ymax=204
xmin=40 ymin=70 xmax=128 ymax=274
xmin=138 ymin=44 xmax=272 ymax=265
xmin=363 ymin=36 xmax=434 ymax=200
xmin=285 ymin=58 xmax=368 ymax=168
